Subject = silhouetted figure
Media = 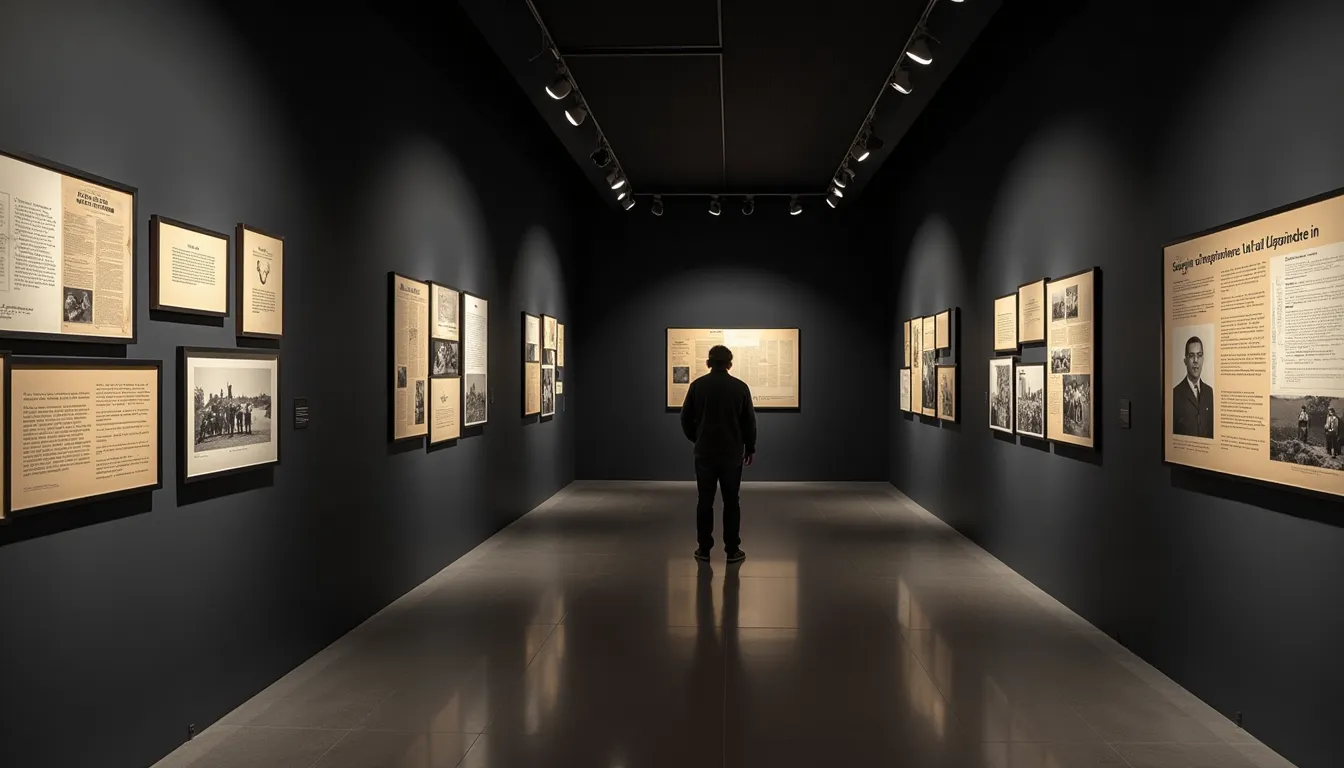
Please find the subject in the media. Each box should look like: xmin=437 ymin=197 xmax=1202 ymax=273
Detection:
xmin=680 ymin=344 xmax=756 ymax=563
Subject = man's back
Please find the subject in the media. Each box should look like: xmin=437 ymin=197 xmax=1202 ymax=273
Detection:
xmin=681 ymin=369 xmax=757 ymax=464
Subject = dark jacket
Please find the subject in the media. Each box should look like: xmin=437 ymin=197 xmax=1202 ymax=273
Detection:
xmin=680 ymin=368 xmax=757 ymax=463
xmin=1172 ymin=378 xmax=1214 ymax=438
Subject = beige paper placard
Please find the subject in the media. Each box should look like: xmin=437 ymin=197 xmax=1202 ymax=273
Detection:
xmin=462 ymin=294 xmax=488 ymax=427
xmin=920 ymin=317 xmax=937 ymax=416
xmin=431 ymin=283 xmax=459 ymax=341
xmin=666 ymin=328 xmax=800 ymax=409
xmin=392 ymin=274 xmax=429 ymax=440
xmin=1018 ymin=279 xmax=1046 ymax=343
xmin=902 ymin=320 xmax=910 ymax=367
xmin=1046 ymin=269 xmax=1095 ymax=448
xmin=899 ymin=367 xmax=911 ymax=413
xmin=238 ymin=225 xmax=283 ymax=337
xmin=430 ymin=376 xmax=461 ymax=444
xmin=994 ymin=293 xmax=1017 ymax=352
xmin=935 ymin=310 xmax=950 ymax=350
xmin=910 ymin=319 xmax=923 ymax=415
xmin=154 ymin=219 xmax=228 ymax=315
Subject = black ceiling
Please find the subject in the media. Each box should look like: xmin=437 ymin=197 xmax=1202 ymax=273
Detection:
xmin=459 ymin=0 xmax=1001 ymax=203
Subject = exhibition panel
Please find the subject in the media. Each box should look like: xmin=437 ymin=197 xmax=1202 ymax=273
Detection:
xmin=556 ymin=321 xmax=566 ymax=396
xmin=523 ymin=312 xmax=541 ymax=416
xmin=910 ymin=316 xmax=924 ymax=414
xmin=1014 ymin=361 xmax=1046 ymax=440
xmin=235 ymin=223 xmax=284 ymax=339
xmin=462 ymin=292 xmax=489 ymax=427
xmin=541 ymin=314 xmax=556 ymax=417
xmin=934 ymin=308 xmax=951 ymax=350
xmin=665 ymin=327 xmax=800 ymax=409
xmin=920 ymin=316 xmax=937 ymax=417
xmin=428 ymin=282 xmax=462 ymax=445
xmin=390 ymin=273 xmax=429 ymax=442
xmin=902 ymin=319 xmax=911 ymax=366
xmin=1017 ymin=278 xmax=1047 ymax=344
xmin=993 ymin=291 xmax=1018 ymax=353
xmin=0 ymin=150 xmax=136 ymax=343
xmin=900 ymin=367 xmax=912 ymax=413
xmin=1045 ymin=268 xmax=1096 ymax=449
xmin=1164 ymin=189 xmax=1344 ymax=498
xmin=936 ymin=364 xmax=958 ymax=422
xmin=989 ymin=356 xmax=1014 ymax=434
xmin=180 ymin=347 xmax=279 ymax=482
xmin=149 ymin=216 xmax=230 ymax=317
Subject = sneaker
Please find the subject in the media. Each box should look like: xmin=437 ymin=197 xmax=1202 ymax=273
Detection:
xmin=693 ymin=549 xmax=711 ymax=561
xmin=726 ymin=549 xmax=746 ymax=563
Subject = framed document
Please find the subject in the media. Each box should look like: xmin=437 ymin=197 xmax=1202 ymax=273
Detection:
xmin=541 ymin=314 xmax=556 ymax=417
xmin=899 ymin=368 xmax=911 ymax=413
xmin=1165 ymin=188 xmax=1344 ymax=498
xmin=523 ymin=312 xmax=541 ymax=416
xmin=936 ymin=364 xmax=957 ymax=422
xmin=7 ymin=356 xmax=161 ymax=517
xmin=920 ymin=317 xmax=937 ymax=417
xmin=390 ymin=273 xmax=429 ymax=441
xmin=0 ymin=149 xmax=137 ymax=343
xmin=428 ymin=282 xmax=461 ymax=445
xmin=989 ymin=357 xmax=1014 ymax=434
xmin=994 ymin=292 xmax=1018 ymax=353
xmin=1046 ymin=268 xmax=1096 ymax=449
xmin=556 ymin=322 xmax=566 ymax=396
xmin=902 ymin=320 xmax=911 ymax=367
xmin=180 ymin=347 xmax=279 ymax=482
xmin=236 ymin=223 xmax=283 ymax=338
xmin=1014 ymin=361 xmax=1046 ymax=439
xmin=1018 ymin=278 xmax=1047 ymax=344
xmin=150 ymin=216 xmax=229 ymax=317
xmin=934 ymin=309 xmax=951 ymax=351
xmin=461 ymin=292 xmax=488 ymax=427
xmin=666 ymin=327 xmax=800 ymax=410
xmin=910 ymin=318 xmax=924 ymax=415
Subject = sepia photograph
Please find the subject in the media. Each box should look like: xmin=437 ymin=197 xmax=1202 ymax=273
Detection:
xmin=937 ymin=365 xmax=957 ymax=422
xmin=414 ymin=380 xmax=425 ymax=425
xmin=1065 ymin=285 xmax=1079 ymax=318
xmin=900 ymin=368 xmax=911 ymax=412
xmin=526 ymin=341 xmax=538 ymax=363
xmin=990 ymin=358 xmax=1014 ymax=433
xmin=1063 ymin=373 xmax=1091 ymax=438
xmin=192 ymin=365 xmax=274 ymax=455
xmin=432 ymin=339 xmax=459 ymax=378
xmin=64 ymin=286 xmax=93 ymax=323
xmin=544 ymin=348 xmax=556 ymax=366
xmin=1015 ymin=363 xmax=1046 ymax=439
xmin=464 ymin=374 xmax=487 ymax=425
xmin=397 ymin=365 xmax=408 ymax=388
xmin=1050 ymin=347 xmax=1072 ymax=374
xmin=1050 ymin=288 xmax=1067 ymax=322
xmin=1269 ymin=395 xmax=1344 ymax=470
xmin=1170 ymin=323 xmax=1215 ymax=439
xmin=673 ymin=366 xmax=690 ymax=384
xmin=921 ymin=349 xmax=937 ymax=412
xmin=541 ymin=366 xmax=555 ymax=415
xmin=438 ymin=289 xmax=457 ymax=327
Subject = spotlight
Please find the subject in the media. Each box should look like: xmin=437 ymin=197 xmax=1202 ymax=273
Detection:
xmin=834 ymin=166 xmax=855 ymax=188
xmin=826 ymin=192 xmax=841 ymax=208
xmin=789 ymin=196 xmax=803 ymax=216
xmin=590 ymin=147 xmax=611 ymax=167
xmin=709 ymin=196 xmax=722 ymax=216
xmin=616 ymin=188 xmax=628 ymax=201
xmin=564 ymin=102 xmax=587 ymax=127
xmin=889 ymin=69 xmax=913 ymax=94
xmin=545 ymin=74 xmax=572 ymax=100
xmin=651 ymin=195 xmax=664 ymax=216
xmin=621 ymin=195 xmax=636 ymax=211
xmin=907 ymin=36 xmax=933 ymax=66
xmin=606 ymin=169 xmax=626 ymax=190
xmin=742 ymin=196 xmax=755 ymax=216
xmin=851 ymin=134 xmax=884 ymax=162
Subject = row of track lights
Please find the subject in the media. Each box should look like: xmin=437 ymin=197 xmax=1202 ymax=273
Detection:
xmin=545 ymin=65 xmax=638 ymax=210
xmin=642 ymin=195 xmax=805 ymax=217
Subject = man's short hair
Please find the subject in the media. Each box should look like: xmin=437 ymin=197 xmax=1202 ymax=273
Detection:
xmin=1185 ymin=336 xmax=1203 ymax=355
xmin=707 ymin=345 xmax=733 ymax=368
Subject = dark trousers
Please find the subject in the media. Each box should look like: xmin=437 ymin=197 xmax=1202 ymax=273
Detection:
xmin=1328 ymin=432 xmax=1339 ymax=456
xmin=695 ymin=458 xmax=743 ymax=551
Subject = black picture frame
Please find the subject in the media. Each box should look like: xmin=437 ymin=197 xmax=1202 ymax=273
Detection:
xmin=4 ymin=355 xmax=162 ymax=519
xmin=994 ymin=291 xmax=1019 ymax=354
xmin=388 ymin=271 xmax=429 ymax=443
xmin=235 ymin=222 xmax=285 ymax=340
xmin=150 ymin=215 xmax=230 ymax=318
xmin=1013 ymin=361 xmax=1047 ymax=440
xmin=935 ymin=363 xmax=958 ymax=423
xmin=523 ymin=312 xmax=541 ymax=417
xmin=934 ymin=308 xmax=953 ymax=352
xmin=0 ymin=148 xmax=139 ymax=345
xmin=664 ymin=327 xmax=803 ymax=413
xmin=989 ymin=356 xmax=1016 ymax=435
xmin=426 ymin=280 xmax=462 ymax=447
xmin=460 ymin=291 xmax=489 ymax=429
xmin=178 ymin=346 xmax=281 ymax=484
xmin=1045 ymin=266 xmax=1101 ymax=451
xmin=1017 ymin=277 xmax=1048 ymax=345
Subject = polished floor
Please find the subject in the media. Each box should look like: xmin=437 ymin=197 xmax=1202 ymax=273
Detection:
xmin=158 ymin=482 xmax=1296 ymax=768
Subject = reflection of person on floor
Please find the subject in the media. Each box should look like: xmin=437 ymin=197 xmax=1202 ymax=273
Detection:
xmin=1327 ymin=408 xmax=1340 ymax=457
xmin=1298 ymin=406 xmax=1311 ymax=442
xmin=1172 ymin=336 xmax=1214 ymax=438
xmin=681 ymin=345 xmax=756 ymax=564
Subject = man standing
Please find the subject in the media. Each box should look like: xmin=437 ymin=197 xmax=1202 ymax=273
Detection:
xmin=1172 ymin=336 xmax=1214 ymax=438
xmin=1298 ymin=405 xmax=1311 ymax=442
xmin=681 ymin=345 xmax=756 ymax=563
xmin=1326 ymin=407 xmax=1340 ymax=458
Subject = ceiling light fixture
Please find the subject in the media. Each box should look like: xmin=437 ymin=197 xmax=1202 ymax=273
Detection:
xmin=621 ymin=195 xmax=636 ymax=211
xmin=651 ymin=195 xmax=664 ymax=216
xmin=826 ymin=192 xmax=841 ymax=209
xmin=790 ymin=196 xmax=803 ymax=216
xmin=742 ymin=196 xmax=755 ymax=216
xmin=834 ymin=166 xmax=856 ymax=188
xmin=830 ymin=185 xmax=844 ymax=198
xmin=851 ymin=134 xmax=884 ymax=162
xmin=889 ymin=69 xmax=913 ymax=94
xmin=709 ymin=196 xmax=722 ymax=216
xmin=564 ymin=101 xmax=587 ymax=127
xmin=545 ymin=72 xmax=572 ymax=100
xmin=907 ymin=36 xmax=934 ymax=66
xmin=590 ymin=147 xmax=611 ymax=167
xmin=616 ymin=188 xmax=628 ymax=201
xmin=606 ymin=169 xmax=626 ymax=190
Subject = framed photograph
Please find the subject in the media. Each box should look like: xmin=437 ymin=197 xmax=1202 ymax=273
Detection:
xmin=236 ymin=223 xmax=283 ymax=339
xmin=920 ymin=317 xmax=937 ymax=417
xmin=461 ymin=292 xmax=488 ymax=427
xmin=902 ymin=320 xmax=911 ymax=367
xmin=557 ymin=322 xmax=566 ymax=396
xmin=910 ymin=318 xmax=924 ymax=414
xmin=180 ymin=347 xmax=279 ymax=482
xmin=989 ymin=357 xmax=1015 ymax=434
xmin=6 ymin=356 xmax=162 ymax=517
xmin=523 ymin=312 xmax=541 ymax=416
xmin=934 ymin=309 xmax=951 ymax=351
xmin=150 ymin=216 xmax=229 ymax=317
xmin=1017 ymin=278 xmax=1047 ymax=344
xmin=899 ymin=368 xmax=911 ymax=413
xmin=936 ymin=364 xmax=957 ymax=422
xmin=1047 ymin=268 xmax=1097 ymax=449
xmin=667 ymin=328 xmax=800 ymax=410
xmin=389 ymin=273 xmax=429 ymax=442
xmin=541 ymin=314 xmax=556 ymax=417
xmin=428 ymin=282 xmax=461 ymax=445
xmin=1014 ymin=361 xmax=1046 ymax=439
xmin=994 ymin=292 xmax=1018 ymax=353
xmin=0 ymin=149 xmax=137 ymax=343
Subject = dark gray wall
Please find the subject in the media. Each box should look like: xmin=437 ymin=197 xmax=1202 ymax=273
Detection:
xmin=867 ymin=2 xmax=1344 ymax=766
xmin=575 ymin=200 xmax=888 ymax=481
xmin=0 ymin=3 xmax=587 ymax=767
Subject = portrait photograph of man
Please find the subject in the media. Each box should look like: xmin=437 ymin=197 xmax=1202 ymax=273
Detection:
xmin=1171 ymin=325 xmax=1215 ymax=438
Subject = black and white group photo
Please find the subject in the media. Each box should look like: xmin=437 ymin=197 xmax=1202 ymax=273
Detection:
xmin=432 ymin=339 xmax=460 ymax=378
xmin=464 ymin=374 xmax=487 ymax=425
xmin=1050 ymin=348 xmax=1071 ymax=374
xmin=921 ymin=350 xmax=937 ymax=410
xmin=1270 ymin=395 xmax=1344 ymax=470
xmin=192 ymin=366 xmax=274 ymax=454
xmin=1016 ymin=364 xmax=1045 ymax=438
xmin=990 ymin=360 xmax=1013 ymax=432
xmin=1062 ymin=373 xmax=1091 ymax=438
xmin=64 ymin=286 xmax=93 ymax=323
xmin=1050 ymin=285 xmax=1079 ymax=322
